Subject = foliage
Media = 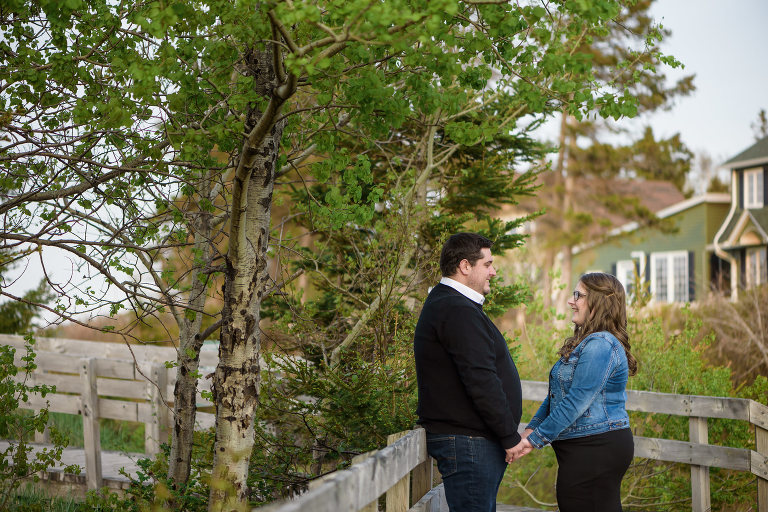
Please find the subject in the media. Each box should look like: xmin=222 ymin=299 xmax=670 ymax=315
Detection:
xmin=0 ymin=337 xmax=78 ymax=510
xmin=524 ymin=0 xmax=695 ymax=313
xmin=0 ymin=250 xmax=54 ymax=335
xmin=752 ymin=108 xmax=768 ymax=141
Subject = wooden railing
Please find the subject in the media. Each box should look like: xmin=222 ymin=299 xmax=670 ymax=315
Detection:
xmin=0 ymin=334 xmax=217 ymax=489
xmin=260 ymin=381 xmax=768 ymax=512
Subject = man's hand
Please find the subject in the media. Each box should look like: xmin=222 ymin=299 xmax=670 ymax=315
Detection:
xmin=505 ymin=437 xmax=533 ymax=463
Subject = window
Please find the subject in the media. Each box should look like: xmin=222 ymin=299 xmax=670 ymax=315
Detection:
xmin=615 ymin=259 xmax=636 ymax=298
xmin=746 ymin=247 xmax=767 ymax=288
xmin=744 ymin=168 xmax=764 ymax=208
xmin=650 ymin=251 xmax=689 ymax=303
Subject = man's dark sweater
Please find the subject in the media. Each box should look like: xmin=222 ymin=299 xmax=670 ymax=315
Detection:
xmin=414 ymin=283 xmax=522 ymax=449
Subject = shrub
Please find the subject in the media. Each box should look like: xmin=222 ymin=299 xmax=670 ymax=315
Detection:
xmin=0 ymin=335 xmax=78 ymax=510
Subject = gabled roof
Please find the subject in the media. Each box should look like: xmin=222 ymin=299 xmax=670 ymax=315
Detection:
xmin=721 ymin=136 xmax=768 ymax=169
xmin=718 ymin=207 xmax=768 ymax=248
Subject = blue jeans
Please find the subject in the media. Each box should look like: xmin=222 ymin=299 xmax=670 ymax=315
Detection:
xmin=426 ymin=433 xmax=507 ymax=512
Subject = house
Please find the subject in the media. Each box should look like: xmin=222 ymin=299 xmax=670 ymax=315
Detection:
xmin=572 ymin=193 xmax=731 ymax=303
xmin=713 ymin=136 xmax=768 ymax=297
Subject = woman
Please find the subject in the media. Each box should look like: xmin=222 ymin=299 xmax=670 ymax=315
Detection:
xmin=514 ymin=272 xmax=637 ymax=512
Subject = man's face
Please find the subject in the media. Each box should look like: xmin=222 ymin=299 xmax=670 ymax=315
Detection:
xmin=465 ymin=247 xmax=496 ymax=296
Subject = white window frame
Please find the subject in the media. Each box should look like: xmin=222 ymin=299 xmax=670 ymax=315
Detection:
xmin=744 ymin=168 xmax=764 ymax=208
xmin=650 ymin=251 xmax=689 ymax=303
xmin=746 ymin=246 xmax=768 ymax=288
xmin=615 ymin=259 xmax=640 ymax=302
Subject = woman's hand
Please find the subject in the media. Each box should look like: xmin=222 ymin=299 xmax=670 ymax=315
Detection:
xmin=505 ymin=438 xmax=533 ymax=463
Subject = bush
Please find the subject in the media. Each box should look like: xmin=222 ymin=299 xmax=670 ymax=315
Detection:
xmin=0 ymin=335 xmax=78 ymax=510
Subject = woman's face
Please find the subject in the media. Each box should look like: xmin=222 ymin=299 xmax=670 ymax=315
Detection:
xmin=567 ymin=281 xmax=590 ymax=326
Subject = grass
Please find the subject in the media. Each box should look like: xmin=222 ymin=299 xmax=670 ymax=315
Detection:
xmin=48 ymin=412 xmax=145 ymax=453
xmin=7 ymin=484 xmax=80 ymax=512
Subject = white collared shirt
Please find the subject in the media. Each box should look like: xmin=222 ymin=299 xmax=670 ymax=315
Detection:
xmin=439 ymin=277 xmax=485 ymax=305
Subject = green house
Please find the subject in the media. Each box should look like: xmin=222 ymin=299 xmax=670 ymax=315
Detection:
xmin=713 ymin=136 xmax=768 ymax=297
xmin=572 ymin=194 xmax=731 ymax=303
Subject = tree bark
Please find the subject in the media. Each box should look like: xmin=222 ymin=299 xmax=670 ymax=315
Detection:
xmin=208 ymin=48 xmax=286 ymax=511
xmin=168 ymin=172 xmax=216 ymax=487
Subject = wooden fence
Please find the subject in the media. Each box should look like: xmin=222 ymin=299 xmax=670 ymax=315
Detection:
xmin=260 ymin=381 xmax=768 ymax=512
xmin=1 ymin=335 xmax=766 ymax=511
xmin=0 ymin=334 xmax=217 ymax=490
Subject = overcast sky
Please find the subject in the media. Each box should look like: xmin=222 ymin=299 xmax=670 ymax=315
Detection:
xmin=620 ymin=0 xmax=768 ymax=164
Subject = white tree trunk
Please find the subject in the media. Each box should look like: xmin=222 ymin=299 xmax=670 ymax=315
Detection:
xmin=208 ymin=48 xmax=286 ymax=510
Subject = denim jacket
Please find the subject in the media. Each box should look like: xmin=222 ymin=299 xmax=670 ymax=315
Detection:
xmin=526 ymin=331 xmax=630 ymax=449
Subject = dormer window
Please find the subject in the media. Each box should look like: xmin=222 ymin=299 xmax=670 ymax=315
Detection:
xmin=744 ymin=168 xmax=764 ymax=208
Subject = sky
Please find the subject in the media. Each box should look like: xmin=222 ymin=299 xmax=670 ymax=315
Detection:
xmin=617 ymin=0 xmax=768 ymax=165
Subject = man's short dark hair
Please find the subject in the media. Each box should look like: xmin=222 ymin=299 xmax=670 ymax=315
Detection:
xmin=440 ymin=233 xmax=493 ymax=277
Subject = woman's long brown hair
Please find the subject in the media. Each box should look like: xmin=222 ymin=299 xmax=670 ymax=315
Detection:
xmin=558 ymin=272 xmax=638 ymax=376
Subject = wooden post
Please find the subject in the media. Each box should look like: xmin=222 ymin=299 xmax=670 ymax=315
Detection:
xmin=80 ymin=357 xmax=102 ymax=490
xmin=410 ymin=433 xmax=433 ymax=507
xmin=146 ymin=363 xmax=170 ymax=454
xmin=386 ymin=431 xmax=410 ymax=512
xmin=756 ymin=423 xmax=768 ymax=512
xmin=689 ymin=416 xmax=710 ymax=512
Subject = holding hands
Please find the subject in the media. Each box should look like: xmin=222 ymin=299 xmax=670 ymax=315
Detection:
xmin=505 ymin=428 xmax=534 ymax=463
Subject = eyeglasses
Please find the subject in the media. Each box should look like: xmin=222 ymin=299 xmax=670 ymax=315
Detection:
xmin=572 ymin=290 xmax=587 ymax=301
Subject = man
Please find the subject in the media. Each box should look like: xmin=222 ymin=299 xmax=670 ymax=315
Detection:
xmin=414 ymin=233 xmax=525 ymax=512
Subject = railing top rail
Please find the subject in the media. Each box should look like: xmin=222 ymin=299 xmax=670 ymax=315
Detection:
xmin=521 ymin=380 xmax=768 ymax=429
xmin=255 ymin=428 xmax=426 ymax=512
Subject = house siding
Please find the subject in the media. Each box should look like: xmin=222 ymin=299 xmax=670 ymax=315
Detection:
xmin=573 ymin=202 xmax=730 ymax=301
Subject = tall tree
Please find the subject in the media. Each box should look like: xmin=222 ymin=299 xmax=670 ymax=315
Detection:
xmin=753 ymin=108 xmax=768 ymax=141
xmin=535 ymin=0 xmax=695 ymax=309
xmin=1 ymin=0 xmax=681 ymax=508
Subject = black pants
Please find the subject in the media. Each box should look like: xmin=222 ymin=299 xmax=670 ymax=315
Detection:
xmin=552 ymin=428 xmax=633 ymax=512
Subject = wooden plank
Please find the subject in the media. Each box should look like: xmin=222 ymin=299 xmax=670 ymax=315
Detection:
xmin=80 ymin=357 xmax=102 ymax=490
xmin=99 ymin=398 xmax=140 ymax=422
xmin=623 ymin=389 xmax=751 ymax=421
xmin=94 ymin=358 xmax=137 ymax=380
xmin=756 ymin=423 xmax=768 ymax=512
xmin=387 ymin=431 xmax=411 ymax=512
xmin=196 ymin=412 xmax=215 ymax=430
xmin=17 ymin=351 xmax=82 ymax=374
xmin=255 ymin=429 xmax=426 ymax=512
xmin=22 ymin=394 xmax=81 ymax=415
xmin=751 ymin=401 xmax=768 ymax=431
xmin=633 ymin=436 xmax=751 ymax=471
xmin=520 ymin=380 xmax=548 ymax=401
xmin=97 ymin=377 xmax=147 ymax=400
xmin=146 ymin=363 xmax=170 ymax=454
xmin=522 ymin=381 xmax=756 ymax=422
xmin=689 ymin=417 xmax=710 ymax=512
xmin=409 ymin=483 xmax=447 ymax=512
